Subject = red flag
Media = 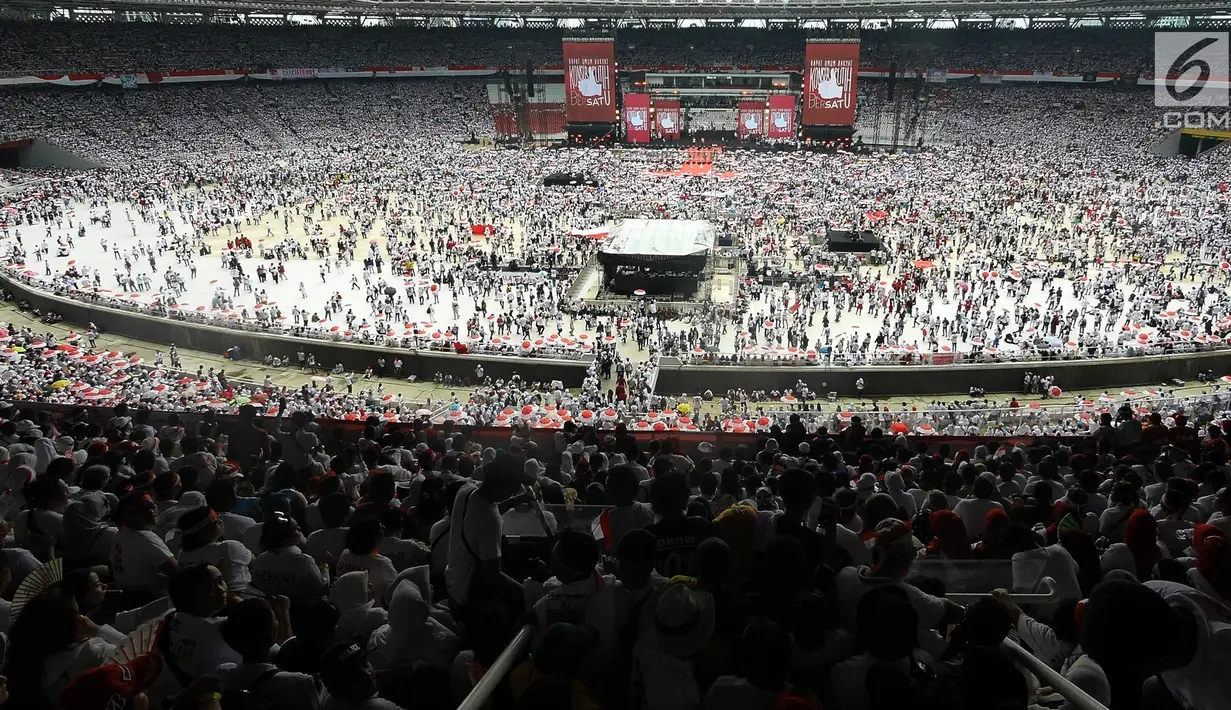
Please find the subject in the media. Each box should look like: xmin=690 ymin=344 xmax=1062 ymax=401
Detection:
xmin=789 ymin=300 xmax=801 ymax=314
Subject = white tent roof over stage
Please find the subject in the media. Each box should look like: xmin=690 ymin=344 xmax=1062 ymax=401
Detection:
xmin=600 ymin=219 xmax=715 ymax=261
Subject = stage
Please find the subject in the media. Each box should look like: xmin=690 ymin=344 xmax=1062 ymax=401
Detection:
xmin=597 ymin=218 xmax=715 ymax=297
xmin=823 ymin=228 xmax=882 ymax=254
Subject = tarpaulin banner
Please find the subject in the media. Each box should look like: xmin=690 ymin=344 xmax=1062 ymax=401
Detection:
xmin=737 ymin=101 xmax=764 ymax=140
xmin=563 ymin=39 xmax=616 ymax=123
xmin=803 ymin=40 xmax=860 ymax=126
xmin=980 ymin=71 xmax=1003 ymax=85
xmin=926 ymin=68 xmax=948 ymax=84
xmin=767 ymin=95 xmax=796 ymax=138
xmin=623 ymin=93 xmax=650 ymax=143
xmin=655 ymin=100 xmax=681 ymax=140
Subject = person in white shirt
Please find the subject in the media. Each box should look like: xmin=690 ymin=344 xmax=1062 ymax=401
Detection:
xmin=251 ymin=511 xmax=327 ymax=601
xmin=1207 ymin=487 xmax=1231 ymax=537
xmin=336 ymin=517 xmax=398 ymax=607
xmin=13 ymin=475 xmax=69 ymax=561
xmin=217 ymin=597 xmax=319 ymax=710
xmin=110 ymin=492 xmax=178 ymax=600
xmin=376 ymin=508 xmax=430 ymax=573
xmin=3 ymin=586 xmax=115 ymax=707
xmin=597 ymin=465 xmax=657 ymax=553
xmin=176 ymin=506 xmax=254 ymax=597
xmin=1082 ymin=578 xmax=1231 ymax=710
xmin=444 ymin=453 xmax=533 ymax=618
xmin=305 ymin=491 xmax=351 ymax=571
xmin=205 ymin=478 xmax=257 ymax=543
xmin=953 ymin=477 xmax=1005 ymax=538
xmin=145 ymin=564 xmax=243 ymax=708
xmin=62 ymin=492 xmax=117 ymax=567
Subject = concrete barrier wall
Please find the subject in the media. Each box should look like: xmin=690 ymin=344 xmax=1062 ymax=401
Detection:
xmin=657 ymin=349 xmax=1231 ymax=397
xmin=0 ymin=272 xmax=592 ymax=387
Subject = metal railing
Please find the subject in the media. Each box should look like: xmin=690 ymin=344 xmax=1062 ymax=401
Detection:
xmin=457 ymin=624 xmax=534 ymax=710
xmin=1002 ymin=638 xmax=1108 ymax=710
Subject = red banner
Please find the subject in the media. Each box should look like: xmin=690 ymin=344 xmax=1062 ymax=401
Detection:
xmin=803 ymin=41 xmax=860 ymax=126
xmin=623 ymin=93 xmax=650 ymax=143
xmin=563 ymin=39 xmax=617 ymax=123
xmin=655 ymin=100 xmax=681 ymax=140
xmin=737 ymin=101 xmax=764 ymax=140
xmin=767 ymin=95 xmax=796 ymax=138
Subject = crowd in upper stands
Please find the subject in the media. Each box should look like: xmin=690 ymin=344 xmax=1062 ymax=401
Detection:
xmin=0 ymin=23 xmax=1161 ymax=74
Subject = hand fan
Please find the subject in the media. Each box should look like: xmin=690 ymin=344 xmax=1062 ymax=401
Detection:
xmin=10 ymin=557 xmax=62 ymax=620
xmin=108 ymin=617 xmax=165 ymax=665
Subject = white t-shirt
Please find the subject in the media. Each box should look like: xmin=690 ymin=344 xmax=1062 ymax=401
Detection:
xmin=14 ymin=508 xmax=64 ymax=556
xmin=147 ymin=612 xmax=242 ymax=708
xmin=215 ymin=661 xmax=320 ymax=710
xmin=1100 ymin=541 xmax=1171 ymax=578
xmin=1146 ymin=580 xmax=1231 ymax=710
xmin=250 ymin=546 xmax=327 ymax=600
xmin=603 ymin=503 xmax=657 ymax=551
xmin=305 ymin=527 xmax=349 ymax=569
xmin=42 ymin=637 xmax=115 ymax=705
xmin=444 ymin=485 xmax=502 ymax=606
xmin=178 ymin=540 xmax=254 ymax=594
xmin=337 ymin=550 xmax=399 ymax=607
xmin=377 ymin=536 xmax=430 ymax=573
xmin=529 ymin=573 xmax=628 ymax=675
xmin=218 ymin=511 xmax=257 ymax=545
xmin=111 ymin=527 xmax=175 ymax=594
xmin=952 ymin=497 xmax=1005 ymax=538
xmin=834 ymin=565 xmax=948 ymax=658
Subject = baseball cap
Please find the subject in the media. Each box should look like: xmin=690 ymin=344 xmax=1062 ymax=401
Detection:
xmin=320 ymin=635 xmax=370 ymax=688
xmin=58 ymin=651 xmax=163 ymax=710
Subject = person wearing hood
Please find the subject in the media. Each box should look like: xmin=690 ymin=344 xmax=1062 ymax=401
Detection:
xmin=62 ymin=491 xmax=117 ymax=567
xmin=0 ymin=452 xmax=37 ymax=519
xmin=330 ymin=570 xmax=389 ymax=641
xmin=1188 ymin=523 xmax=1231 ymax=604
xmin=368 ymin=566 xmax=462 ymax=674
xmin=883 ymin=471 xmax=917 ymax=519
xmin=925 ymin=510 xmax=972 ymax=560
xmin=337 ymin=517 xmax=398 ymax=607
xmin=32 ymin=433 xmax=60 ymax=476
xmin=14 ymin=474 xmax=69 ymax=561
xmin=1101 ymin=509 xmax=1170 ymax=580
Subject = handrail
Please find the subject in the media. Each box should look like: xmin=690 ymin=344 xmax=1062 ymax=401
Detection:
xmin=1001 ymin=637 xmax=1108 ymax=710
xmin=457 ymin=623 xmax=535 ymax=710
xmin=945 ymin=576 xmax=1057 ymax=605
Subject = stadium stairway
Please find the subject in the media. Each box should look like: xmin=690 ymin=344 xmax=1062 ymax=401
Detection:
xmin=242 ymin=104 xmax=290 ymax=150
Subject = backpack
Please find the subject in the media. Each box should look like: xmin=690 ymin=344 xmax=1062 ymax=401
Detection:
xmin=219 ymin=669 xmax=283 ymax=710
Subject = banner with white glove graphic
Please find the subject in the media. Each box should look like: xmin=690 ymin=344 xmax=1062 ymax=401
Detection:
xmin=767 ymin=95 xmax=796 ymax=138
xmin=655 ymin=100 xmax=681 ymax=140
xmin=563 ymin=39 xmax=617 ymax=123
xmin=804 ymin=40 xmax=860 ymax=126
xmin=624 ymin=93 xmax=650 ymax=143
xmin=737 ymin=101 xmax=765 ymax=140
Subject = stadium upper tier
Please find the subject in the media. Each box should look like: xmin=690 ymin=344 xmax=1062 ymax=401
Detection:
xmin=0 ymin=23 xmax=1160 ymax=74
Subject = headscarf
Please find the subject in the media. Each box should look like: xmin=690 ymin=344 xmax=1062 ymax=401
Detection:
xmin=1122 ymin=509 xmax=1162 ymax=580
xmin=63 ymin=492 xmax=112 ymax=560
xmin=927 ymin=510 xmax=971 ymax=559
xmin=1193 ymin=524 xmax=1231 ymax=602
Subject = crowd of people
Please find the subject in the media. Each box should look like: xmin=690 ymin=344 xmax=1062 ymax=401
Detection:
xmin=0 ymin=388 xmax=1225 ymax=710
xmin=0 ymin=22 xmax=1161 ymax=75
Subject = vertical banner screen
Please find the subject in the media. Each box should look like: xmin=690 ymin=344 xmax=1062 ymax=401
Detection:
xmin=737 ymin=101 xmax=765 ymax=140
xmin=624 ymin=93 xmax=650 ymax=143
xmin=767 ymin=95 xmax=796 ymax=138
xmin=655 ymin=100 xmax=681 ymax=140
xmin=563 ymin=39 xmax=617 ymax=123
xmin=803 ymin=40 xmax=860 ymax=126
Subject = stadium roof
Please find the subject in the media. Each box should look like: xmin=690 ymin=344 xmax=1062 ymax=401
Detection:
xmin=11 ymin=0 xmax=1229 ymax=18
